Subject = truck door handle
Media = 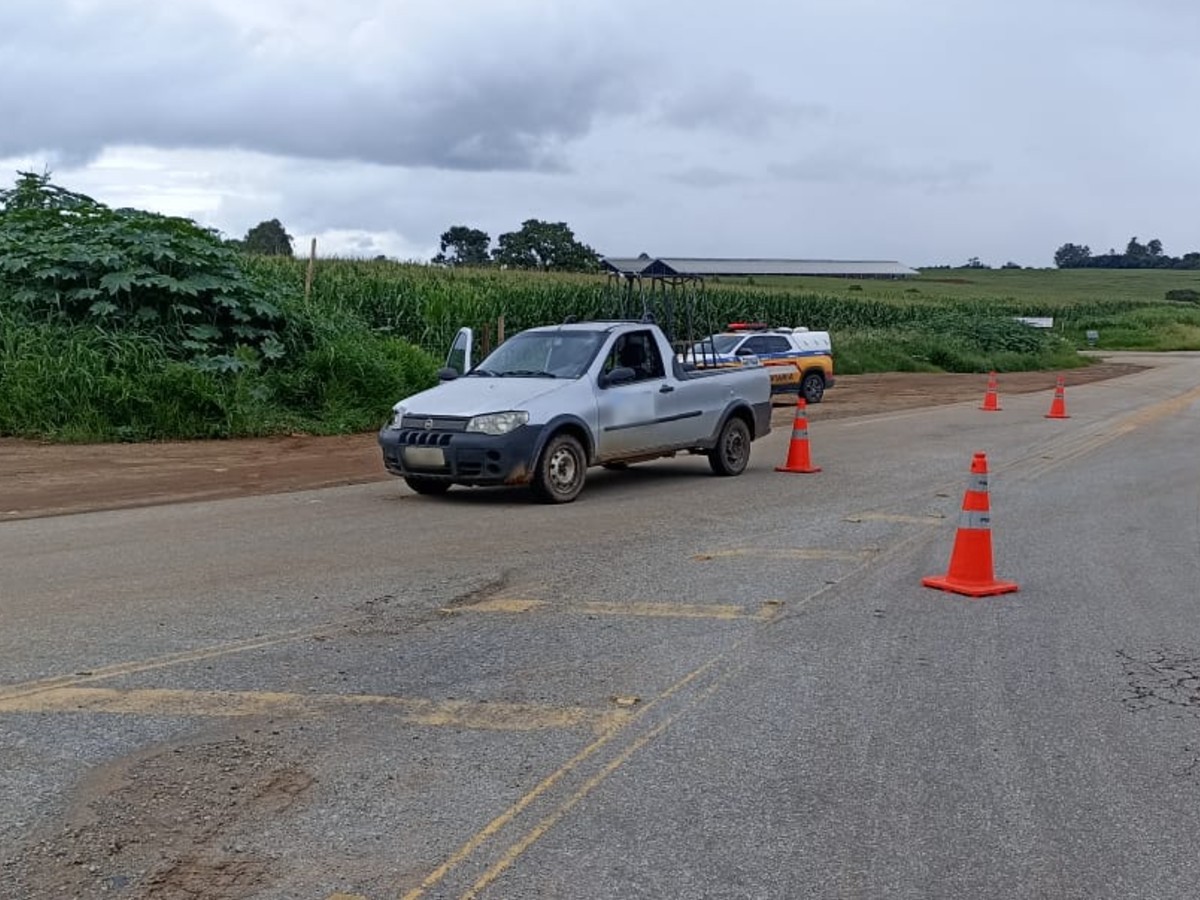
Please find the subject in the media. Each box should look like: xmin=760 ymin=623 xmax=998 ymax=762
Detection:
xmin=659 ymin=384 xmax=675 ymax=393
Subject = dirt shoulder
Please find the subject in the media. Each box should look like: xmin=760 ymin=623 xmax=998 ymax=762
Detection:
xmin=0 ymin=362 xmax=1144 ymax=521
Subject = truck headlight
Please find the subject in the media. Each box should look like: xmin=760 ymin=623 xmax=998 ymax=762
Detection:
xmin=388 ymin=405 xmax=407 ymax=430
xmin=466 ymin=411 xmax=529 ymax=435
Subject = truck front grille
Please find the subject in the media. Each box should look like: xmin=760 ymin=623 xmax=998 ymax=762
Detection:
xmin=397 ymin=430 xmax=454 ymax=447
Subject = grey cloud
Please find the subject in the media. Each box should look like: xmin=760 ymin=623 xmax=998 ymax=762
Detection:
xmin=5 ymin=0 xmax=1198 ymax=270
xmin=771 ymin=151 xmax=990 ymax=194
xmin=0 ymin=1 xmax=646 ymax=172
xmin=665 ymin=166 xmax=750 ymax=188
xmin=657 ymin=71 xmax=828 ymax=136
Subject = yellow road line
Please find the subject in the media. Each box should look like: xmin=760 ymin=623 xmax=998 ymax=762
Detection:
xmin=398 ymin=655 xmax=725 ymax=900
xmin=696 ymin=548 xmax=876 ymax=562
xmin=457 ymin=598 xmax=545 ymax=614
xmin=461 ymin=672 xmax=733 ymax=899
xmin=450 ymin=599 xmax=776 ymax=621
xmin=0 ymin=687 xmax=628 ymax=733
xmin=1013 ymin=383 xmax=1200 ymax=481
xmin=0 ymin=624 xmax=339 ymax=703
xmin=400 ymin=526 xmax=944 ymax=899
xmin=575 ymin=601 xmax=750 ymax=620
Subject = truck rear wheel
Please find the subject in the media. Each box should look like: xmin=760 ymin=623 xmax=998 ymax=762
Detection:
xmin=801 ymin=371 xmax=826 ymax=404
xmin=531 ymin=433 xmax=587 ymax=503
xmin=708 ymin=417 xmax=751 ymax=476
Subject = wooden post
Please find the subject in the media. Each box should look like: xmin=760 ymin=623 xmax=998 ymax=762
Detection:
xmin=304 ymin=238 xmax=317 ymax=305
xmin=497 ymin=314 xmax=505 ymax=344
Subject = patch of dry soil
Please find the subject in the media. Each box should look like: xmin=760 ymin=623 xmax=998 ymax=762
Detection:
xmin=0 ymin=363 xmax=1145 ymax=521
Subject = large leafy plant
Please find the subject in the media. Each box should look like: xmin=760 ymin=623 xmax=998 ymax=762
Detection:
xmin=0 ymin=171 xmax=284 ymax=371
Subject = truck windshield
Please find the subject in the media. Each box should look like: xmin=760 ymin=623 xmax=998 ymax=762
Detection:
xmin=471 ymin=330 xmax=607 ymax=379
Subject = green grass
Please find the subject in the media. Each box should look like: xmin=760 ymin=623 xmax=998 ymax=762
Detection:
xmin=0 ymin=295 xmax=438 ymax=442
xmin=722 ymin=267 xmax=1200 ymax=306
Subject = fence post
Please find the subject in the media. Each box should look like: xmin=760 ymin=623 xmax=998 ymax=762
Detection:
xmin=304 ymin=238 xmax=317 ymax=305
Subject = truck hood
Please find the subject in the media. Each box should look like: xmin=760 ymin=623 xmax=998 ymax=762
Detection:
xmin=394 ymin=376 xmax=574 ymax=417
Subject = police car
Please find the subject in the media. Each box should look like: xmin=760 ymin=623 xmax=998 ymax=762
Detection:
xmin=682 ymin=323 xmax=835 ymax=403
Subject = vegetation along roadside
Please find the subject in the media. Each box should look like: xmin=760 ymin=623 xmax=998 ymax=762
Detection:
xmin=1 ymin=173 xmax=1198 ymax=443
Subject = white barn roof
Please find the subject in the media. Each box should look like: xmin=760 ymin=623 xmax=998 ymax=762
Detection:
xmin=601 ymin=256 xmax=918 ymax=278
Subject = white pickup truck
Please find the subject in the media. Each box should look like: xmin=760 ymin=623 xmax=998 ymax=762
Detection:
xmin=378 ymin=320 xmax=773 ymax=503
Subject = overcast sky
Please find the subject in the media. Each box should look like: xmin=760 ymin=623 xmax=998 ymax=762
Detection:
xmin=2 ymin=0 xmax=1197 ymax=267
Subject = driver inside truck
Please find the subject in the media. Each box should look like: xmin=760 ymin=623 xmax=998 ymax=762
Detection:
xmin=606 ymin=332 xmax=664 ymax=382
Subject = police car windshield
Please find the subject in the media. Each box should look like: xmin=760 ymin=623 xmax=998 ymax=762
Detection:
xmin=472 ymin=330 xmax=606 ymax=379
xmin=691 ymin=334 xmax=743 ymax=355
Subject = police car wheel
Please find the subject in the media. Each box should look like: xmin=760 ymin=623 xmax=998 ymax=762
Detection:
xmin=801 ymin=372 xmax=825 ymax=404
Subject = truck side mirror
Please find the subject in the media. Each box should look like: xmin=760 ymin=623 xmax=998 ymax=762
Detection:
xmin=600 ymin=366 xmax=636 ymax=388
xmin=436 ymin=366 xmax=459 ymax=382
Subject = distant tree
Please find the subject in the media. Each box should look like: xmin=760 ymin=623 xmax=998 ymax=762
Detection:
xmin=1053 ymin=243 xmax=1092 ymax=268
xmin=964 ymin=256 xmax=989 ymax=269
xmin=1147 ymin=238 xmax=1164 ymax=257
xmin=1125 ymin=236 xmax=1148 ymax=260
xmin=433 ymin=226 xmax=491 ymax=266
xmin=492 ymin=219 xmax=600 ymax=272
xmin=242 ymin=218 xmax=294 ymax=256
xmin=1001 ymin=261 xmax=1021 ymax=269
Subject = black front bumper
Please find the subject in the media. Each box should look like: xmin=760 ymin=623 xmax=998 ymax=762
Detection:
xmin=378 ymin=424 xmax=543 ymax=486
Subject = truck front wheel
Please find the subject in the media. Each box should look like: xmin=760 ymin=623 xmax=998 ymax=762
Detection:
xmin=708 ymin=417 xmax=751 ymax=476
xmin=531 ymin=433 xmax=587 ymax=503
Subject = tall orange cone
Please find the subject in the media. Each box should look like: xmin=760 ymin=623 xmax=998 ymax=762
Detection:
xmin=979 ymin=371 xmax=1001 ymax=411
xmin=775 ymin=397 xmax=821 ymax=473
xmin=922 ymin=452 xmax=1019 ymax=597
xmin=1045 ymin=375 xmax=1070 ymax=419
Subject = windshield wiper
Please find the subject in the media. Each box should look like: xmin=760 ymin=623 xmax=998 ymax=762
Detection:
xmin=500 ymin=370 xmax=558 ymax=378
xmin=468 ymin=368 xmax=498 ymax=377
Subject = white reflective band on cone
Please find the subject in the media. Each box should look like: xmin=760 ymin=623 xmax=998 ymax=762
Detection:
xmin=958 ymin=511 xmax=992 ymax=529
xmin=967 ymin=474 xmax=989 ymax=492
xmin=792 ymin=428 xmax=808 ymax=439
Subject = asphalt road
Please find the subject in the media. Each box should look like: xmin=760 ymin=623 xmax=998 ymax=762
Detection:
xmin=2 ymin=352 xmax=1199 ymax=899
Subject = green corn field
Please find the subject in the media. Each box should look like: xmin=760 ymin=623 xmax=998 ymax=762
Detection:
xmin=245 ymin=257 xmax=1200 ymax=370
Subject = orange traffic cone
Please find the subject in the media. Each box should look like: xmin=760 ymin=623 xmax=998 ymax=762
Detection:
xmin=980 ymin=371 xmax=1001 ymax=411
xmin=922 ymin=452 xmax=1019 ymax=597
xmin=1045 ymin=375 xmax=1070 ymax=419
xmin=775 ymin=397 xmax=821 ymax=473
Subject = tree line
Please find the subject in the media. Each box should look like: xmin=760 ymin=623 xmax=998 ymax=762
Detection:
xmin=1055 ymin=237 xmax=1200 ymax=270
xmin=433 ymin=220 xmax=599 ymax=272
xmin=225 ymin=217 xmax=602 ymax=273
